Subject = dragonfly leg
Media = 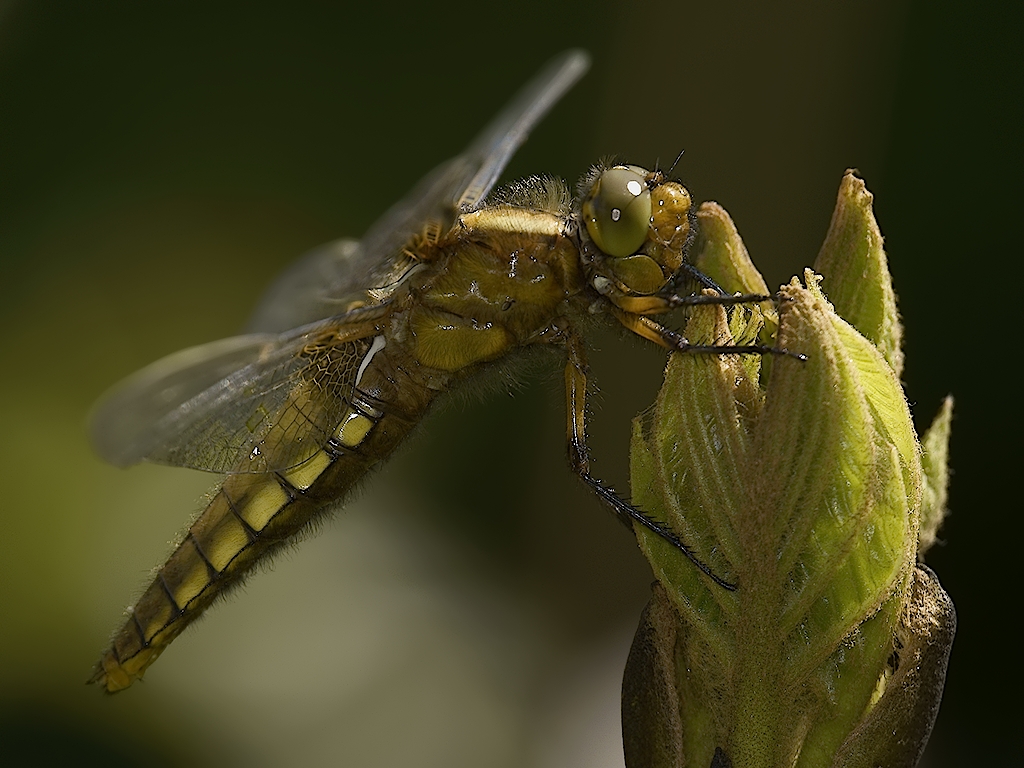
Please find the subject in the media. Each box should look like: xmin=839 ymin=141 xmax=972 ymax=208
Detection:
xmin=611 ymin=290 xmax=774 ymax=317
xmin=611 ymin=306 xmax=806 ymax=361
xmin=560 ymin=327 xmax=737 ymax=591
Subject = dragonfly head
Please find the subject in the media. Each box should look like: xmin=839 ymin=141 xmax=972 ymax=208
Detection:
xmin=579 ymin=164 xmax=694 ymax=299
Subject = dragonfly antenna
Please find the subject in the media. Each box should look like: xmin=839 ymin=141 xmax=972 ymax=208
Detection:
xmin=667 ymin=148 xmax=686 ymax=177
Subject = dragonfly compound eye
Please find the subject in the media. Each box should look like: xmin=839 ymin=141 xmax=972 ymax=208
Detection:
xmin=582 ymin=166 xmax=652 ymax=258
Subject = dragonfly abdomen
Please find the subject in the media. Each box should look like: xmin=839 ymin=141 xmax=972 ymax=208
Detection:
xmin=91 ymin=377 xmax=435 ymax=692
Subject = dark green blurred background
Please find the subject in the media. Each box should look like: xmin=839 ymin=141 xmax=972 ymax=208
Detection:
xmin=0 ymin=1 xmax=1019 ymax=766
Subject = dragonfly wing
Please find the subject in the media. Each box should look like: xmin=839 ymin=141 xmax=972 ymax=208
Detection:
xmin=352 ymin=49 xmax=590 ymax=273
xmin=453 ymin=48 xmax=591 ymax=211
xmin=246 ymin=50 xmax=590 ymax=334
xmin=91 ymin=319 xmax=377 ymax=474
xmin=245 ymin=238 xmax=362 ymax=333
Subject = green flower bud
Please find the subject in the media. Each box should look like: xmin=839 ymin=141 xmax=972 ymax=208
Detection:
xmin=622 ymin=172 xmax=955 ymax=768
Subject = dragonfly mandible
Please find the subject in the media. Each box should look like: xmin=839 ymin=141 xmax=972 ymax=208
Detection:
xmin=89 ymin=50 xmax=789 ymax=692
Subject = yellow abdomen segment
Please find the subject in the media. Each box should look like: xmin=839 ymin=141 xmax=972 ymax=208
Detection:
xmin=91 ymin=469 xmax=301 ymax=692
xmin=91 ymin=405 xmax=386 ymax=693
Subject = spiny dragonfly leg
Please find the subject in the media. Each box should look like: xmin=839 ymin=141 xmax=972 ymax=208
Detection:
xmin=612 ymin=306 xmax=807 ymax=361
xmin=675 ymin=260 xmax=725 ymax=293
xmin=559 ymin=326 xmax=737 ymax=591
xmin=666 ymin=291 xmax=773 ymax=308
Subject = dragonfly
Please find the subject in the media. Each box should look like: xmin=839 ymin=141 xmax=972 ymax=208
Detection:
xmin=89 ymin=50 xmax=791 ymax=693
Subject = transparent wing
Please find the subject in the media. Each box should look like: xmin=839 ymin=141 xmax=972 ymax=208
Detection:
xmin=93 ymin=52 xmax=590 ymax=471
xmin=90 ymin=318 xmax=378 ymax=474
xmin=246 ymin=49 xmax=590 ymax=334
xmin=245 ymin=238 xmax=364 ymax=334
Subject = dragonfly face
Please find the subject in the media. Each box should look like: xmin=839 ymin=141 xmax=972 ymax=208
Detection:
xmin=89 ymin=50 xmax=779 ymax=693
